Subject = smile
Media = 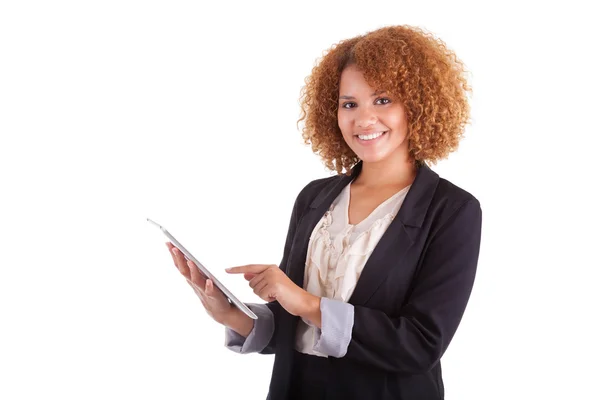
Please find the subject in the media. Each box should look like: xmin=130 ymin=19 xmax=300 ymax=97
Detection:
xmin=356 ymin=131 xmax=388 ymax=141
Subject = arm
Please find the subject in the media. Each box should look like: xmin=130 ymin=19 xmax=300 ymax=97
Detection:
xmin=296 ymin=199 xmax=482 ymax=368
xmin=224 ymin=186 xmax=306 ymax=354
xmin=342 ymin=198 xmax=483 ymax=373
xmin=297 ymin=199 xmax=482 ymax=365
xmin=224 ymin=303 xmax=275 ymax=354
xmin=302 ymin=297 xmax=355 ymax=358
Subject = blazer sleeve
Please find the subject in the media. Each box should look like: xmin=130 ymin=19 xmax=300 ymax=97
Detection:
xmin=224 ymin=303 xmax=275 ymax=354
xmin=345 ymin=198 xmax=483 ymax=374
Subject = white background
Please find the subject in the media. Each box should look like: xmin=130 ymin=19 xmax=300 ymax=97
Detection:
xmin=1 ymin=1 xmax=599 ymax=399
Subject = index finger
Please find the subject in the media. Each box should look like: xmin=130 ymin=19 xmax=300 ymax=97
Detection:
xmin=225 ymin=264 xmax=273 ymax=274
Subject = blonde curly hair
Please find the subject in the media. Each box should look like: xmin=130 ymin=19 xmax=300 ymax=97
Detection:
xmin=298 ymin=25 xmax=472 ymax=175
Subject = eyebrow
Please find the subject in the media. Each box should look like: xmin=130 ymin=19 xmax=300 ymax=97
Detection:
xmin=339 ymin=90 xmax=386 ymax=100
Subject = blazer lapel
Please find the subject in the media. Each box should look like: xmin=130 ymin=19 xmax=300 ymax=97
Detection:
xmin=348 ymin=161 xmax=439 ymax=306
xmin=287 ymin=171 xmax=355 ymax=286
xmin=286 ymin=161 xmax=439 ymax=305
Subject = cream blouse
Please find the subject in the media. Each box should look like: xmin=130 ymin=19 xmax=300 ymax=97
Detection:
xmin=295 ymin=180 xmax=411 ymax=357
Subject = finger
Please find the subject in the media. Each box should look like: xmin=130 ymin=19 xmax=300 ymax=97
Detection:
xmin=187 ymin=259 xmax=207 ymax=288
xmin=187 ymin=279 xmax=207 ymax=299
xmin=257 ymin=283 xmax=277 ymax=302
xmin=166 ymin=242 xmax=178 ymax=267
xmin=204 ymin=279 xmax=212 ymax=296
xmin=171 ymin=247 xmax=191 ymax=280
xmin=186 ymin=278 xmax=201 ymax=294
xmin=205 ymin=279 xmax=218 ymax=297
xmin=171 ymin=246 xmax=187 ymax=264
xmin=226 ymin=264 xmax=273 ymax=274
xmin=253 ymin=279 xmax=270 ymax=297
xmin=167 ymin=244 xmax=188 ymax=279
xmin=205 ymin=279 xmax=227 ymax=302
xmin=243 ymin=273 xmax=256 ymax=281
xmin=248 ymin=273 xmax=266 ymax=289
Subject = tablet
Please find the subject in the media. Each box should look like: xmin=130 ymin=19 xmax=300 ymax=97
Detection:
xmin=147 ymin=218 xmax=258 ymax=320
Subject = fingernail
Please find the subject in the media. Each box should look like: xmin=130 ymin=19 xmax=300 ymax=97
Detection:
xmin=172 ymin=248 xmax=177 ymax=255
xmin=225 ymin=268 xmax=232 ymax=272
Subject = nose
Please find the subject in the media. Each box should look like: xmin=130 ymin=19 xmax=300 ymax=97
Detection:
xmin=356 ymin=107 xmax=377 ymax=128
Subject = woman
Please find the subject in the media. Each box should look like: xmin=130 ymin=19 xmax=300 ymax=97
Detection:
xmin=167 ymin=25 xmax=482 ymax=400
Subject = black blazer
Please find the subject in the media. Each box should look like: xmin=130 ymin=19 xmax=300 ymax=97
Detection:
xmin=261 ymin=161 xmax=482 ymax=400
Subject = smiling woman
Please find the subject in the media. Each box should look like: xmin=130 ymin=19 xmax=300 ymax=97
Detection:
xmin=168 ymin=25 xmax=481 ymax=400
xmin=298 ymin=25 xmax=471 ymax=175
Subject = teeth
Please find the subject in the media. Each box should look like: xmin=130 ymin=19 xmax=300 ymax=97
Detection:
xmin=358 ymin=131 xmax=385 ymax=140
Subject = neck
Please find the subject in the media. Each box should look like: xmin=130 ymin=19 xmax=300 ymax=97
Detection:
xmin=353 ymin=153 xmax=417 ymax=189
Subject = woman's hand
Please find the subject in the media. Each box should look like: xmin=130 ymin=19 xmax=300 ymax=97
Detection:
xmin=166 ymin=242 xmax=235 ymax=326
xmin=226 ymin=264 xmax=321 ymax=326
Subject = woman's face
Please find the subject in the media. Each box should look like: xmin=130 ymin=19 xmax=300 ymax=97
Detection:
xmin=337 ymin=64 xmax=410 ymax=164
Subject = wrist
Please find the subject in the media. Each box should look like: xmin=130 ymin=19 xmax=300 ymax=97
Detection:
xmin=222 ymin=305 xmax=254 ymax=337
xmin=216 ymin=303 xmax=236 ymax=325
xmin=301 ymin=293 xmax=322 ymax=329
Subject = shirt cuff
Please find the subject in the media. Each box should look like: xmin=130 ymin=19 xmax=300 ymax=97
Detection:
xmin=312 ymin=297 xmax=354 ymax=358
xmin=224 ymin=303 xmax=274 ymax=354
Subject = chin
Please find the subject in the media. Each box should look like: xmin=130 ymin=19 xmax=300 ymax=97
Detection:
xmin=356 ymin=151 xmax=390 ymax=164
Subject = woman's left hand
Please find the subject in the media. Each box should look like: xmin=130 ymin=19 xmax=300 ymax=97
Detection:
xmin=226 ymin=264 xmax=320 ymax=320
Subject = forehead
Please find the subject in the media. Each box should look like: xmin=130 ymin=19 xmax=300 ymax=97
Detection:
xmin=339 ymin=65 xmax=378 ymax=93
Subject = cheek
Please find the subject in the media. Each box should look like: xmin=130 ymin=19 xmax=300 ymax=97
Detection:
xmin=337 ymin=113 xmax=352 ymax=135
xmin=387 ymin=107 xmax=408 ymax=130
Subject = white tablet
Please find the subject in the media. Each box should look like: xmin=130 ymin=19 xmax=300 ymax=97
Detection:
xmin=147 ymin=218 xmax=258 ymax=320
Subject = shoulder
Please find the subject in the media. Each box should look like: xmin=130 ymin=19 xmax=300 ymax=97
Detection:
xmin=435 ymin=176 xmax=481 ymax=210
xmin=291 ymin=174 xmax=341 ymax=214
xmin=429 ymin=175 xmax=482 ymax=234
xmin=296 ymin=174 xmax=340 ymax=203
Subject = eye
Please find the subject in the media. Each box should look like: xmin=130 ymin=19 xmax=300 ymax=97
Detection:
xmin=341 ymin=102 xmax=356 ymax=109
xmin=375 ymin=97 xmax=391 ymax=105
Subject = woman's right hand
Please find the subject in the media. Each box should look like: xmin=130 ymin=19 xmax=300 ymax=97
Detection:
xmin=166 ymin=242 xmax=235 ymax=326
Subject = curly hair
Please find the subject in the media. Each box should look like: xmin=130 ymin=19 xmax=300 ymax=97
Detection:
xmin=298 ymin=25 xmax=472 ymax=175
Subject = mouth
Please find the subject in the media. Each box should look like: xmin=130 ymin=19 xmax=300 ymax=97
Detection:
xmin=355 ymin=131 xmax=388 ymax=143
